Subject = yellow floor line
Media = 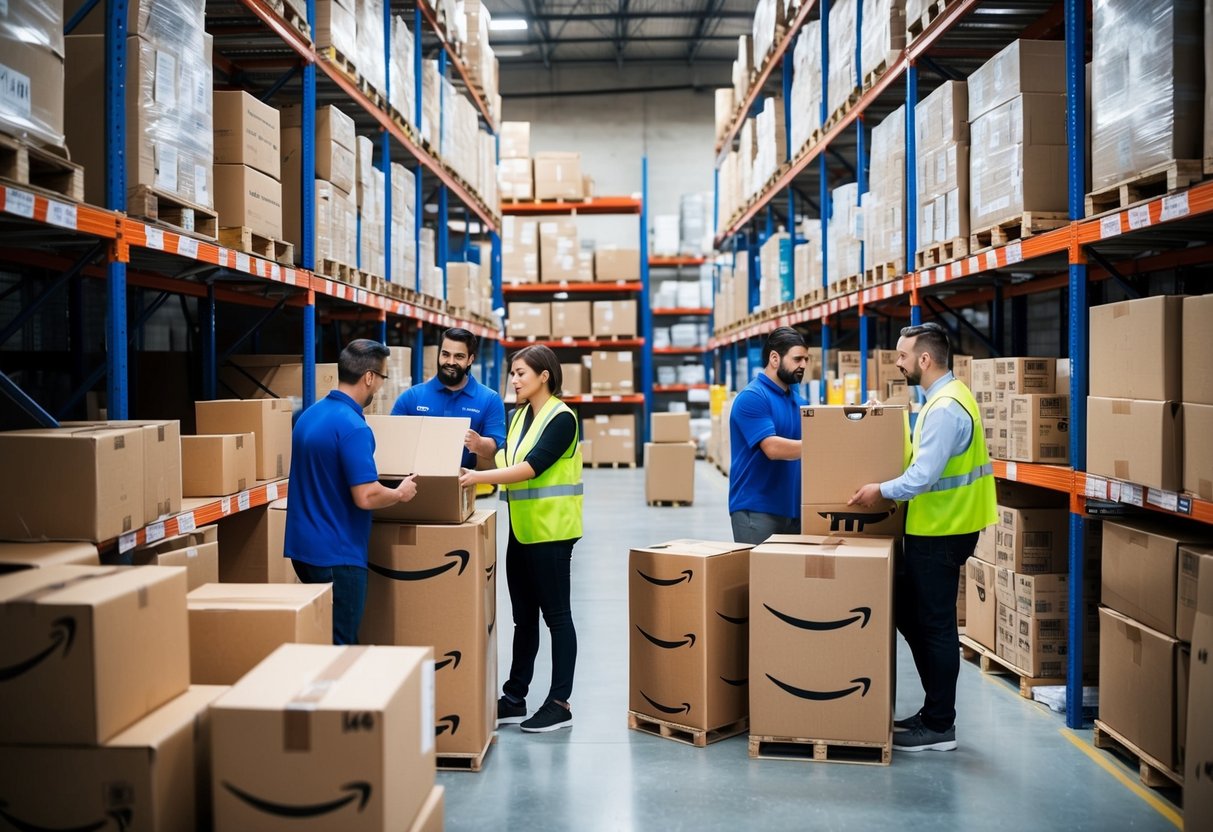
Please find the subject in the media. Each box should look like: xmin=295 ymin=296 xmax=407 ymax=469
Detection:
xmin=1058 ymin=727 xmax=1182 ymax=829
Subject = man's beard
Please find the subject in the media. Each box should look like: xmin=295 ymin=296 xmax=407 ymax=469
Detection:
xmin=901 ymin=366 xmax=922 ymax=386
xmin=439 ymin=363 xmax=468 ymax=385
xmin=776 ymin=364 xmax=804 ymax=386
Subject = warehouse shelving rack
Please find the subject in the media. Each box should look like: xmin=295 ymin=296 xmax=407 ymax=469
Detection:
xmin=708 ymin=0 xmax=1213 ymax=730
xmin=649 ymin=255 xmax=712 ymax=413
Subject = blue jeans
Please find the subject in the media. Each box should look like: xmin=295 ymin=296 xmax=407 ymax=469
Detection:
xmin=292 ymin=561 xmax=368 ymax=645
xmin=730 ymin=509 xmax=800 ymax=545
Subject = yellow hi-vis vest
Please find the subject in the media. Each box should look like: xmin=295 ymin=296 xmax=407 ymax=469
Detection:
xmin=906 ymin=378 xmax=998 ymax=536
xmin=496 ymin=396 xmax=583 ymax=543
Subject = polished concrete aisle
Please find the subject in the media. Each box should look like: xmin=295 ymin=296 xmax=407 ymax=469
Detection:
xmin=439 ymin=462 xmax=1178 ymax=831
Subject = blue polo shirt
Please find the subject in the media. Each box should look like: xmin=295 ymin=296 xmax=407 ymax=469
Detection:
xmin=728 ymin=373 xmax=803 ymax=517
xmin=391 ymin=375 xmax=506 ymax=469
xmin=285 ymin=390 xmax=380 ymax=569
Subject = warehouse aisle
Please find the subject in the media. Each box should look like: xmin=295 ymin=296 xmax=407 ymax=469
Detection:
xmin=439 ymin=463 xmax=1176 ymax=831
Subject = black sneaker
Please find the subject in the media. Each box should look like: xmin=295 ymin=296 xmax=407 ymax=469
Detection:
xmin=497 ymin=696 xmax=527 ymax=726
xmin=893 ymin=722 xmax=957 ymax=752
xmin=520 ymin=700 xmax=573 ymax=733
xmin=894 ymin=713 xmax=923 ymax=733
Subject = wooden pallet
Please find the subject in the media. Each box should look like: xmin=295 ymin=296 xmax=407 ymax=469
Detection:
xmin=863 ymin=260 xmax=903 ymax=286
xmin=828 ymin=273 xmax=861 ymax=298
xmin=969 ymin=211 xmax=1069 ymax=254
xmin=587 ymin=461 xmax=636 ymax=469
xmin=320 ymin=47 xmax=383 ymax=108
xmin=908 ymin=0 xmax=961 ymax=41
xmin=436 ymin=733 xmax=495 ymax=773
xmin=0 ymin=133 xmax=85 ymax=202
xmin=277 ymin=0 xmax=312 ymax=42
xmin=1093 ymin=719 xmax=1183 ymax=789
xmin=862 ymin=53 xmax=899 ymax=92
xmin=958 ymin=634 xmax=1063 ymax=700
xmin=127 ymin=185 xmax=219 ymax=241
xmin=824 ymin=90 xmax=861 ymax=131
xmin=218 ymin=227 xmax=295 ymax=266
xmin=1084 ymin=159 xmax=1203 ymax=218
xmin=647 ymin=500 xmax=693 ymax=508
xmin=794 ymin=288 xmax=825 ymax=310
xmin=315 ymin=257 xmax=357 ymax=284
xmin=749 ymin=734 xmax=892 ymax=766
xmin=915 ymin=237 xmax=970 ymax=270
xmin=628 ymin=711 xmax=747 ymax=748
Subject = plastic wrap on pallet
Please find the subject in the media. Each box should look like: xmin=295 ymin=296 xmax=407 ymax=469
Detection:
xmin=715 ymin=88 xmax=735 ymax=141
xmin=421 ymin=59 xmax=441 ymax=148
xmin=1090 ymin=0 xmax=1204 ymax=189
xmin=794 ymin=219 xmax=823 ymax=297
xmin=0 ymin=0 xmax=66 ymax=147
xmin=967 ymin=40 xmax=1065 ymax=123
xmin=827 ymin=181 xmax=861 ymax=287
xmin=679 ymin=192 xmax=712 ymax=255
xmin=758 ymin=231 xmax=792 ymax=310
xmin=861 ymin=0 xmax=906 ymax=83
xmin=64 ymin=0 xmax=203 ymax=41
xmin=904 ymin=0 xmax=928 ymax=28
xmin=827 ymin=0 xmax=857 ymax=119
xmin=389 ymin=16 xmax=415 ymax=126
xmin=733 ymin=35 xmax=754 ymax=103
xmin=356 ymin=0 xmax=386 ymax=95
xmin=753 ymin=0 xmax=781 ymax=67
xmin=915 ymin=80 xmax=970 ymax=250
xmin=739 ymin=118 xmax=757 ymax=199
xmin=862 ymin=105 xmax=905 ymax=272
xmin=315 ymin=0 xmax=358 ymax=60
xmin=753 ymin=97 xmax=787 ymax=192
xmin=389 ymin=162 xmax=416 ymax=284
xmin=463 ymin=0 xmax=499 ymax=122
xmin=789 ymin=19 xmax=821 ymax=153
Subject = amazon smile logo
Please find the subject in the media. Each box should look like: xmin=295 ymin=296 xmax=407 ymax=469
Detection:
xmin=639 ymin=691 xmax=690 ymax=715
xmin=636 ymin=569 xmax=693 ymax=586
xmin=635 ymin=626 xmax=696 ymax=649
xmin=763 ymin=604 xmax=870 ymax=631
xmin=368 ymin=549 xmax=469 ymax=582
xmin=0 ymin=801 xmax=131 ymax=832
xmin=434 ymin=651 xmax=462 ymax=671
xmin=719 ymin=676 xmax=748 ymax=687
xmin=815 ymin=508 xmax=897 ymax=533
xmin=223 ymin=781 xmax=371 ymax=818
xmin=485 ymin=563 xmax=496 ymax=581
xmin=0 ymin=617 xmax=75 ymax=682
xmin=436 ymin=715 xmax=460 ymax=736
xmin=766 ymin=674 xmax=871 ymax=701
xmin=716 ymin=611 xmax=748 ymax=625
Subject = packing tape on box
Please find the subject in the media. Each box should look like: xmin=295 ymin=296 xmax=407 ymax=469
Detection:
xmin=284 ymin=645 xmax=369 ymax=751
xmin=10 ymin=567 xmax=124 ymax=603
xmin=804 ymin=555 xmax=837 ymax=579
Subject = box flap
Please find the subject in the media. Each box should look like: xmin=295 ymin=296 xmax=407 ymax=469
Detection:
xmin=188 ymin=582 xmax=331 ymax=611
xmin=755 ymin=534 xmax=895 ymax=559
xmin=632 ymin=539 xmax=750 ymax=559
xmin=0 ymin=564 xmax=183 ymax=605
xmin=367 ymin=415 xmax=470 ymax=477
xmin=107 ymin=684 xmax=229 ymax=748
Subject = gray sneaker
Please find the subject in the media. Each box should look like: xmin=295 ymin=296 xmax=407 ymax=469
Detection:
xmin=893 ymin=722 xmax=957 ymax=752
xmin=893 ymin=713 xmax=923 ymax=733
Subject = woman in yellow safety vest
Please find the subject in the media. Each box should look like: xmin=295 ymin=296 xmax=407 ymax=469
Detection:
xmin=459 ymin=344 xmax=583 ymax=733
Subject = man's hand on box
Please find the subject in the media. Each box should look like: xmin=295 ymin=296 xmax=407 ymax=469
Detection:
xmin=848 ymin=482 xmax=883 ymax=508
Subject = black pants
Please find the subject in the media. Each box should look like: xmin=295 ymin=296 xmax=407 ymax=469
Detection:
xmin=503 ymin=530 xmax=578 ymax=705
xmin=895 ymin=531 xmax=979 ymax=732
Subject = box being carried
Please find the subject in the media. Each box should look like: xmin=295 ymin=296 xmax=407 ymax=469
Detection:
xmin=367 ymin=415 xmax=475 ymax=523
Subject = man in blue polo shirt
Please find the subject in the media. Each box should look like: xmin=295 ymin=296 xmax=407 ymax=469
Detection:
xmin=286 ymin=339 xmax=417 ymax=645
xmin=729 ymin=326 xmax=808 ymax=544
xmin=392 ymin=327 xmax=506 ymax=469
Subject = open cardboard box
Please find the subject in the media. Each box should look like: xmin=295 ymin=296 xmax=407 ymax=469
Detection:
xmin=367 ymin=416 xmax=475 ymax=524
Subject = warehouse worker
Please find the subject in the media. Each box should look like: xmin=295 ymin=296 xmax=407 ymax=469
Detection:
xmin=285 ymin=339 xmax=417 ymax=645
xmin=392 ymin=327 xmax=507 ymax=470
xmin=459 ymin=345 xmax=582 ymax=733
xmin=728 ymin=326 xmax=808 ymax=544
xmin=849 ymin=322 xmax=996 ymax=753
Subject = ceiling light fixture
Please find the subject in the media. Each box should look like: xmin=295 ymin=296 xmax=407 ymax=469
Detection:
xmin=490 ymin=18 xmax=529 ymax=32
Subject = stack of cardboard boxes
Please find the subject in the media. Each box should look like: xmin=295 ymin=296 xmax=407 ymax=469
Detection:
xmin=1 ymin=0 xmax=67 ymax=149
xmin=499 ymin=121 xmax=532 ymax=200
xmin=354 ymin=136 xmax=386 ymax=278
xmin=861 ymin=0 xmax=906 ymax=84
xmin=827 ymin=183 xmax=862 ymax=293
xmin=213 ymin=91 xmax=283 ymax=245
xmin=971 ymin=355 xmax=1067 ymax=463
xmin=282 ymin=104 xmax=358 ymax=268
xmin=502 ymin=214 xmax=540 ymax=283
xmin=862 ymin=105 xmax=907 ymax=277
xmin=915 ymin=80 xmax=970 ymax=259
xmin=758 ymin=231 xmax=793 ymax=311
xmin=788 ymin=21 xmax=823 ymax=154
xmin=583 ymin=413 xmax=637 ymax=467
xmin=826 ymin=0 xmax=857 ymax=120
xmin=644 ymin=413 xmax=696 ymax=505
xmin=188 ymin=398 xmax=293 ymax=489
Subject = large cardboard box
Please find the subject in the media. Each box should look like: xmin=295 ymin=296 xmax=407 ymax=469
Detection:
xmin=0 ymin=685 xmax=228 ymax=832
xmin=750 ymin=535 xmax=895 ymax=744
xmin=799 ymin=405 xmax=908 ymax=536
xmin=1183 ymin=294 xmax=1213 ymax=405
xmin=1178 ymin=545 xmax=1213 ymax=643
xmin=1086 ymin=397 xmax=1181 ymax=492
xmin=214 ymin=163 xmax=284 ymax=241
xmin=966 ymin=557 xmax=998 ymax=651
xmin=0 ymin=541 xmax=100 ymax=573
xmin=995 ymin=357 xmax=1056 ymax=395
xmin=1185 ymin=555 xmax=1213 ymax=827
xmin=366 ymin=416 xmax=475 ymax=523
xmin=181 ymin=433 xmax=257 ymax=497
xmin=134 ymin=527 xmax=219 ymax=590
xmin=1015 ymin=572 xmax=1068 ymax=617
xmin=210 ymin=644 xmax=435 ymax=832
xmin=551 ymin=301 xmax=593 ymax=339
xmin=994 ymin=565 xmax=1017 ymax=608
xmin=64 ymin=419 xmax=185 ymax=521
xmin=589 ymin=350 xmax=635 ymax=395
xmin=533 ymin=152 xmax=583 ymax=200
xmin=213 ymin=90 xmax=281 ymax=179
xmin=507 ymin=302 xmax=551 ymax=338
xmin=1183 ymin=402 xmax=1213 ymax=500
xmin=644 ymin=443 xmax=696 ymax=504
xmin=995 ymin=507 xmax=1068 ymax=574
xmin=188 ymin=583 xmax=333 ymax=684
xmin=282 ymin=104 xmax=357 ymax=191
xmin=1089 ymin=296 xmax=1184 ymax=402
xmin=592 ymin=300 xmax=638 ymax=337
xmin=561 ymin=362 xmax=586 ymax=397
xmin=539 ymin=219 xmax=579 ymax=283
xmin=218 ymin=501 xmax=295 ymax=584
xmin=501 ymin=216 xmax=539 ymax=283
xmin=967 ymin=39 xmax=1067 ymax=121
xmin=583 ymin=414 xmax=635 ymax=464
xmin=1006 ymin=394 xmax=1069 ymax=464
xmin=409 ymin=785 xmax=445 ymax=832
xmin=628 ymin=540 xmax=751 ymax=731
xmin=594 ymin=247 xmax=641 ymax=282
xmin=1099 ymin=607 xmax=1179 ymax=769
xmin=499 ymin=121 xmax=530 ymax=158
xmin=498 ymin=157 xmax=533 ymax=200
xmin=996 ymin=601 xmax=1018 ymax=665
xmin=220 ymin=356 xmax=339 ymax=402
xmin=1102 ymin=519 xmax=1212 ymax=638
xmin=1015 ymin=610 xmax=1068 ymax=677
xmin=361 ymin=511 xmax=496 ymax=755
xmin=196 ymin=399 xmax=293 ymax=481
xmin=0 ymin=565 xmax=190 ymax=744
xmin=651 ymin=412 xmax=691 ymax=443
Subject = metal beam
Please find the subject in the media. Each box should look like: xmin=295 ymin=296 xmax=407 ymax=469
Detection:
xmin=492 ymin=33 xmax=738 ymax=47
xmin=0 ymin=242 xmax=104 ymax=348
xmin=1 ymin=371 xmax=59 ymax=428
xmin=527 ymin=10 xmax=750 ymax=21
xmin=521 ymin=0 xmax=555 ymax=68
xmin=687 ymin=0 xmax=730 ymax=64
xmin=614 ymin=0 xmax=630 ymax=68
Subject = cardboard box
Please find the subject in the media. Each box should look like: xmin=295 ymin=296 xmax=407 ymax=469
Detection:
xmin=213 ymin=90 xmax=281 ymax=179
xmin=576 ymin=249 xmax=595 ymax=282
xmin=220 ymin=501 xmax=295 ymax=584
xmin=995 ymin=357 xmax=1056 ymax=395
xmin=583 ymin=414 xmax=635 ymax=464
xmin=967 ymin=39 xmax=1067 ymax=121
xmin=966 ymin=557 xmax=998 ymax=651
xmin=539 ymin=219 xmax=579 ymax=283
xmin=507 ymin=302 xmax=551 ymax=338
xmin=749 ymin=535 xmax=895 ymax=744
xmin=210 ymin=644 xmax=435 ymax=832
xmin=220 ymin=357 xmax=339 ymax=402
xmin=551 ymin=301 xmax=593 ymax=339
xmin=1015 ymin=572 xmax=1068 ymax=617
xmin=65 ymin=419 xmax=185 ymax=521
xmin=1007 ymin=394 xmax=1070 ymax=463
xmin=996 ymin=601 xmax=1018 ymax=664
xmin=628 ymin=540 xmax=751 ymax=731
xmin=282 ymin=104 xmax=357 ymax=187
xmin=974 ymin=525 xmax=996 ymax=564
xmin=1099 ymin=607 xmax=1179 ymax=769
xmin=196 ymin=399 xmax=293 ymax=481
xmin=995 ymin=507 xmax=1068 ymax=574
xmin=501 ymin=216 xmax=539 ymax=283
xmin=0 ymin=685 xmax=228 ymax=832
xmin=644 ymin=443 xmax=696 ymax=504
xmin=0 ymin=425 xmax=145 ymax=542
xmin=994 ymin=565 xmax=1017 ymax=608
xmin=592 ymin=300 xmax=638 ymax=337
xmin=134 ymin=528 xmax=220 ymax=590
xmin=188 ymin=583 xmax=333 ymax=684
xmin=409 ymin=785 xmax=445 ymax=832
xmin=499 ymin=121 xmax=530 ymax=158
xmin=1179 ymin=643 xmax=1190 ymax=768
xmin=594 ymin=247 xmax=641 ymax=282
xmin=1089 ymin=296 xmax=1183 ymax=402
xmin=1015 ymin=610 xmax=1068 ymax=677
xmin=1086 ymin=397 xmax=1181 ymax=492
xmin=561 ymin=362 xmax=586 ymax=397
xmin=799 ymin=405 xmax=908 ymax=536
xmin=957 ymin=566 xmax=967 ymax=626
xmin=360 ymin=511 xmax=496 ymax=755
xmin=1102 ymin=519 xmax=1212 ymax=638
xmin=0 ymin=541 xmax=100 ymax=573
xmin=213 ymin=163 xmax=284 ymax=241
xmin=498 ymin=157 xmax=533 ymax=200
xmin=1183 ymin=403 xmax=1213 ymax=500
xmin=181 ymin=433 xmax=257 ymax=497
xmin=589 ymin=351 xmax=635 ymax=395
xmin=1185 ymin=556 xmax=1213 ymax=827
xmin=651 ymin=412 xmax=692 ymax=443
xmin=0 ymin=565 xmax=190 ymax=744
xmin=533 ymin=152 xmax=582 ymax=200
xmin=366 ymin=416 xmax=475 ymax=523
xmin=953 ymin=354 xmax=973 ymax=388
xmin=1183 ymin=294 xmax=1213 ymax=404
xmin=1178 ymin=545 xmax=1213 ymax=643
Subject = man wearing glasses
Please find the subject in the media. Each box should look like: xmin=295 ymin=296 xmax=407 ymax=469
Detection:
xmin=285 ymin=339 xmax=417 ymax=644
xmin=392 ymin=327 xmax=507 ymax=470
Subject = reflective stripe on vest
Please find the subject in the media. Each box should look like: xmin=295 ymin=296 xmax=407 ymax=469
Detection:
xmin=500 ymin=483 xmax=585 ymax=502
xmin=926 ymin=461 xmax=994 ymax=494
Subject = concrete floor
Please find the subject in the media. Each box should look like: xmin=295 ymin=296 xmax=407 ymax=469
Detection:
xmin=439 ymin=462 xmax=1180 ymax=831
